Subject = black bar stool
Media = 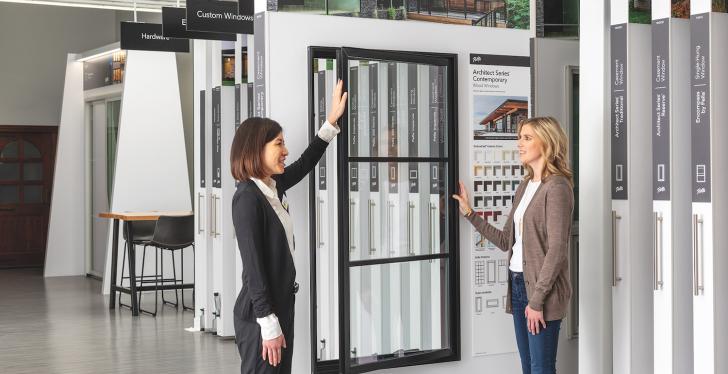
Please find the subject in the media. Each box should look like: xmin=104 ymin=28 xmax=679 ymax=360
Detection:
xmin=118 ymin=220 xmax=155 ymax=311
xmin=139 ymin=215 xmax=195 ymax=315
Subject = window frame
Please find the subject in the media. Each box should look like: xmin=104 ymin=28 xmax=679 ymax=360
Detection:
xmin=308 ymin=46 xmax=461 ymax=374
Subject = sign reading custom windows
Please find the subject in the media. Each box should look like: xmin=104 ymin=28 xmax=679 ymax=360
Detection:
xmin=162 ymin=7 xmax=236 ymax=41
xmin=120 ymin=22 xmax=190 ymax=53
xmin=186 ymin=0 xmax=253 ymax=35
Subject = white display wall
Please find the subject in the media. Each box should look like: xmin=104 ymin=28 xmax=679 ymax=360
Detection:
xmin=252 ymin=11 xmax=576 ymax=374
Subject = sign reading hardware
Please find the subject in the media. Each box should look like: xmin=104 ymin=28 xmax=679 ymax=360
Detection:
xmin=186 ymin=0 xmax=253 ymax=35
xmin=162 ymin=7 xmax=236 ymax=41
xmin=120 ymin=22 xmax=189 ymax=52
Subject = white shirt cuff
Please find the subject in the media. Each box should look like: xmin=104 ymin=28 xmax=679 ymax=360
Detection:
xmin=256 ymin=313 xmax=283 ymax=340
xmin=317 ymin=120 xmax=340 ymax=143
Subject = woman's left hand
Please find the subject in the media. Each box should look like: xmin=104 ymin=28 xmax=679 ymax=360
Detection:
xmin=525 ymin=305 xmax=546 ymax=335
xmin=327 ymin=80 xmax=348 ymax=126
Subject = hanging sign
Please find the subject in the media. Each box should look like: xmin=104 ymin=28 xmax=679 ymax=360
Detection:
xmin=162 ymin=7 xmax=236 ymax=41
xmin=238 ymin=0 xmax=254 ymax=22
xmin=186 ymin=0 xmax=253 ymax=35
xmin=120 ymin=22 xmax=190 ymax=53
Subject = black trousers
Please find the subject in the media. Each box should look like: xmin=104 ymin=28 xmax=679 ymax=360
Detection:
xmin=236 ymin=312 xmax=295 ymax=374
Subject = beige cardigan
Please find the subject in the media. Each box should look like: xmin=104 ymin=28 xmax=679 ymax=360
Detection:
xmin=467 ymin=174 xmax=574 ymax=321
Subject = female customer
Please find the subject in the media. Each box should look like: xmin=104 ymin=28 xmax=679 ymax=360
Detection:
xmin=452 ymin=117 xmax=574 ymax=374
xmin=230 ymin=81 xmax=347 ymax=374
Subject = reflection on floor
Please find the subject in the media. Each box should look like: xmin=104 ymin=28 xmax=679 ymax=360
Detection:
xmin=0 ymin=269 xmax=239 ymax=374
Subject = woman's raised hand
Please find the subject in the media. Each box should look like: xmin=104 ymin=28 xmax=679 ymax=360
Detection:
xmin=327 ymin=80 xmax=348 ymax=126
xmin=451 ymin=181 xmax=473 ymax=216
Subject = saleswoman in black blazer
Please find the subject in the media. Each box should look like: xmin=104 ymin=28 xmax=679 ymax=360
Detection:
xmin=229 ymin=81 xmax=347 ymax=374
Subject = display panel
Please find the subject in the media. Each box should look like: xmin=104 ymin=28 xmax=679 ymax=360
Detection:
xmin=349 ymin=258 xmax=449 ymax=364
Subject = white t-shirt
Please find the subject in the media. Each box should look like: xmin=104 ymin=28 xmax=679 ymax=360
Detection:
xmin=510 ymin=180 xmax=541 ymax=272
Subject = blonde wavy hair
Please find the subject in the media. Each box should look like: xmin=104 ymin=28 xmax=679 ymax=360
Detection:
xmin=517 ymin=116 xmax=574 ymax=187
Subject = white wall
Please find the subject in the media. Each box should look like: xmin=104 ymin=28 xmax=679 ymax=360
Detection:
xmin=0 ymin=3 xmax=119 ymax=126
xmin=578 ymin=1 xmax=612 ymax=374
xmin=100 ymin=50 xmax=192 ymax=294
xmin=44 ymin=56 xmax=85 ymax=277
xmin=263 ymin=11 xmax=576 ymax=374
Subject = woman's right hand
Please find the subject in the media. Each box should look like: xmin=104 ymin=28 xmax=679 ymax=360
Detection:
xmin=262 ymin=334 xmax=287 ymax=367
xmin=451 ymin=181 xmax=473 ymax=216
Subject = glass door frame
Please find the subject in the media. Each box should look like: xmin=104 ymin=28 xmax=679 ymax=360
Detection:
xmin=84 ymin=96 xmax=122 ymax=279
xmin=308 ymin=46 xmax=461 ymax=374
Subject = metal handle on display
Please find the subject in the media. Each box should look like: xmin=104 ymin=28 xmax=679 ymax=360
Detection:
xmin=319 ymin=339 xmax=327 ymax=361
xmin=693 ymin=214 xmax=704 ymax=296
xmin=349 ymin=200 xmax=356 ymax=253
xmin=213 ymin=196 xmax=220 ymax=238
xmin=368 ymin=200 xmax=376 ymax=255
xmin=653 ymin=212 xmax=663 ymax=290
xmin=612 ymin=210 xmax=622 ymax=287
xmin=317 ymin=199 xmax=324 ymax=248
xmin=429 ymin=203 xmax=437 ymax=261
xmin=198 ymin=193 xmax=205 ymax=234
xmin=387 ymin=202 xmax=395 ymax=255
xmin=407 ymin=202 xmax=415 ymax=256
xmin=208 ymin=195 xmax=215 ymax=237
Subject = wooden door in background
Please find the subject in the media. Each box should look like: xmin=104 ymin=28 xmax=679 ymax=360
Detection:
xmin=0 ymin=126 xmax=58 ymax=268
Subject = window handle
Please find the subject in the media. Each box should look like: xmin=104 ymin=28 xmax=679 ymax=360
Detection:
xmin=197 ymin=193 xmax=205 ymax=234
xmin=693 ymin=214 xmax=704 ymax=296
xmin=368 ymin=200 xmax=376 ymax=255
xmin=349 ymin=200 xmax=357 ymax=253
xmin=407 ymin=202 xmax=416 ymax=256
xmin=612 ymin=210 xmax=622 ymax=286
xmin=653 ymin=212 xmax=663 ymax=290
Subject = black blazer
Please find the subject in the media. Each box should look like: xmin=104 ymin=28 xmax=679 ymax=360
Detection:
xmin=232 ymin=135 xmax=330 ymax=334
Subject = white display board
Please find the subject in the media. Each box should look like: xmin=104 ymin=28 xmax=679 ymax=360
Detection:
xmin=469 ymin=53 xmax=530 ymax=356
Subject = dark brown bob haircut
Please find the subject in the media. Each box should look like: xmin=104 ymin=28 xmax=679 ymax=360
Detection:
xmin=230 ymin=117 xmax=283 ymax=181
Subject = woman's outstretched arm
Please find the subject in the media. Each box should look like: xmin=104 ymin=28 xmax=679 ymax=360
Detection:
xmin=275 ymin=80 xmax=347 ymax=193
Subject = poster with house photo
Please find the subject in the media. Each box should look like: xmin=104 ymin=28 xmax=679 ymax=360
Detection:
xmin=469 ymin=53 xmax=529 ymax=356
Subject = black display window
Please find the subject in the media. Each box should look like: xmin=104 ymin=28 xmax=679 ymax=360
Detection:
xmin=308 ymin=46 xmax=460 ymax=374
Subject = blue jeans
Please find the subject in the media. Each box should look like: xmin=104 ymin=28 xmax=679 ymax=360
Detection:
xmin=511 ymin=271 xmax=561 ymax=374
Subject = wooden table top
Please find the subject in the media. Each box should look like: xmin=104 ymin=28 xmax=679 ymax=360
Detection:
xmin=98 ymin=211 xmax=193 ymax=221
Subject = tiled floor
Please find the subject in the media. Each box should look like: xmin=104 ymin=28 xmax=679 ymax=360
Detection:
xmin=0 ymin=269 xmax=240 ymax=374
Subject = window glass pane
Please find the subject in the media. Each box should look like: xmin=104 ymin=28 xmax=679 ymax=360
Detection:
xmin=347 ymin=60 xmax=447 ymax=158
xmin=107 ymin=100 xmax=121 ymax=199
xmin=23 ymin=141 xmax=41 ymax=158
xmin=329 ymin=0 xmax=359 ymax=14
xmin=349 ymin=258 xmax=450 ymax=365
xmin=0 ymin=162 xmax=20 ymax=180
xmin=279 ymin=0 xmax=325 ymax=13
xmin=348 ymin=162 xmax=448 ymax=261
xmin=0 ymin=186 xmax=19 ymax=204
xmin=24 ymin=185 xmax=43 ymax=203
xmin=1 ymin=141 xmax=19 ymax=158
xmin=23 ymin=162 xmax=42 ymax=181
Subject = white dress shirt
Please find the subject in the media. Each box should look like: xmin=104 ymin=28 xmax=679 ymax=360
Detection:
xmin=252 ymin=120 xmax=339 ymax=340
xmin=510 ymin=180 xmax=541 ymax=272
